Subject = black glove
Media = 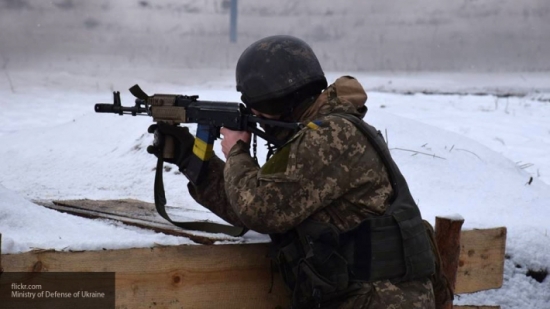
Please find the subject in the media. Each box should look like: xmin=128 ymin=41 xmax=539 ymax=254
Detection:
xmin=147 ymin=122 xmax=195 ymax=169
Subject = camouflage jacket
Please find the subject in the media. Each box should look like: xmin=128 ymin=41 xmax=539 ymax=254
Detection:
xmin=187 ymin=76 xmax=434 ymax=308
xmin=188 ymin=76 xmax=392 ymax=234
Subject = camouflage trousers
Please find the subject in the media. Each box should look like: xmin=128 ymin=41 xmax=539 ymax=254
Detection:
xmin=321 ymin=278 xmax=435 ymax=309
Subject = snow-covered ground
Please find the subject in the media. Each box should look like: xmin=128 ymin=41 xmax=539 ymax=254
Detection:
xmin=0 ymin=70 xmax=549 ymax=308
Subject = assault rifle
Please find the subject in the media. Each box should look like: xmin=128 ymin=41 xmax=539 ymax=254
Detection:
xmin=95 ymin=85 xmax=302 ymax=236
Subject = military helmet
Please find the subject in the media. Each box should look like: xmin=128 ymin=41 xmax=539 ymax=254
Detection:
xmin=236 ymin=35 xmax=328 ymax=115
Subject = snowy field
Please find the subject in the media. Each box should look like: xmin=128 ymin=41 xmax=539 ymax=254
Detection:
xmin=0 ymin=70 xmax=549 ymax=308
xmin=1 ymin=1 xmax=548 ymax=307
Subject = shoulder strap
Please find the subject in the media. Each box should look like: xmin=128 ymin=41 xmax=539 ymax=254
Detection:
xmin=331 ymin=113 xmax=435 ymax=282
xmin=329 ymin=113 xmax=401 ymax=203
xmin=154 ymin=154 xmax=248 ymax=237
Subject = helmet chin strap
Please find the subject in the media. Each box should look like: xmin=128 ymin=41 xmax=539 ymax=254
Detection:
xmin=261 ymin=124 xmax=281 ymax=161
xmin=252 ymin=133 xmax=259 ymax=164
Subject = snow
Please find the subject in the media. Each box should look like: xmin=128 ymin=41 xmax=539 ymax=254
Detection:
xmin=0 ymin=70 xmax=549 ymax=308
xmin=436 ymin=214 xmax=465 ymax=222
xmin=0 ymin=185 xmax=196 ymax=253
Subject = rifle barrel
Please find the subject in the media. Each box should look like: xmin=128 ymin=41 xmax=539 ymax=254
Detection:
xmin=94 ymin=104 xmax=148 ymax=115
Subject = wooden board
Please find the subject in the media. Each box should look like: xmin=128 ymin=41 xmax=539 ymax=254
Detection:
xmin=1 ymin=242 xmax=290 ymax=309
xmin=34 ymin=199 xmax=232 ymax=245
xmin=455 ymin=227 xmax=507 ymax=294
xmin=0 ymin=225 xmax=507 ymax=308
xmin=14 ymin=199 xmax=507 ymax=305
xmin=435 ymin=216 xmax=465 ymax=309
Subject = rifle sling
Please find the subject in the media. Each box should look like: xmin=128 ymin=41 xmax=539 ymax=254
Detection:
xmin=154 ymin=155 xmax=248 ymax=237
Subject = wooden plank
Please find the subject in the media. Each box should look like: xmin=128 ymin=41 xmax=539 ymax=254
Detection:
xmin=1 ymin=243 xmax=290 ymax=309
xmin=0 ymin=226 xmax=506 ymax=307
xmin=4 ymin=197 xmax=508 ymax=305
xmin=435 ymin=216 xmax=465 ymax=291
xmin=33 ymin=199 xmax=232 ymax=245
xmin=435 ymin=216 xmax=465 ymax=309
xmin=455 ymin=227 xmax=507 ymax=294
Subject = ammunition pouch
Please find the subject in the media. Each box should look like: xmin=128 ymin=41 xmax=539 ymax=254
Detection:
xmin=271 ymin=209 xmax=435 ymax=309
xmin=271 ymin=220 xmax=351 ymax=308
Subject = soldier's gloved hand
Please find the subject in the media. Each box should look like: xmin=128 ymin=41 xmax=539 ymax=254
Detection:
xmin=147 ymin=122 xmax=195 ymax=170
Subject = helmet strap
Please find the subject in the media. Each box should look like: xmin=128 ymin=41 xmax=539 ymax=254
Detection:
xmin=252 ymin=133 xmax=259 ymax=165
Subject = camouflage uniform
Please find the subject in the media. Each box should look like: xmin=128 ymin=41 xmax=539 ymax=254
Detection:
xmin=188 ymin=76 xmax=435 ymax=308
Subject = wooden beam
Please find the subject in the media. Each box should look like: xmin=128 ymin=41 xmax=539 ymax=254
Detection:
xmin=455 ymin=227 xmax=507 ymax=294
xmin=435 ymin=216 xmax=465 ymax=309
xmin=0 ymin=226 xmax=507 ymax=307
xmin=1 ymin=200 xmax=507 ymax=308
xmin=34 ymin=199 xmax=232 ymax=245
xmin=435 ymin=216 xmax=465 ymax=290
xmin=34 ymin=199 xmax=506 ymax=294
xmin=2 ymin=243 xmax=290 ymax=308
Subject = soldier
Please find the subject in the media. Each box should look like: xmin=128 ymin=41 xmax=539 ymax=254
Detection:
xmin=149 ymin=35 xmax=437 ymax=308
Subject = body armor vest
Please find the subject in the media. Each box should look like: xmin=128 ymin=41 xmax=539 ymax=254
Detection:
xmin=269 ymin=113 xmax=435 ymax=308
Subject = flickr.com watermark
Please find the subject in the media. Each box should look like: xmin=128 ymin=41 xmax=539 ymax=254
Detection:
xmin=1 ymin=272 xmax=114 ymax=309
xmin=11 ymin=282 xmax=106 ymax=300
